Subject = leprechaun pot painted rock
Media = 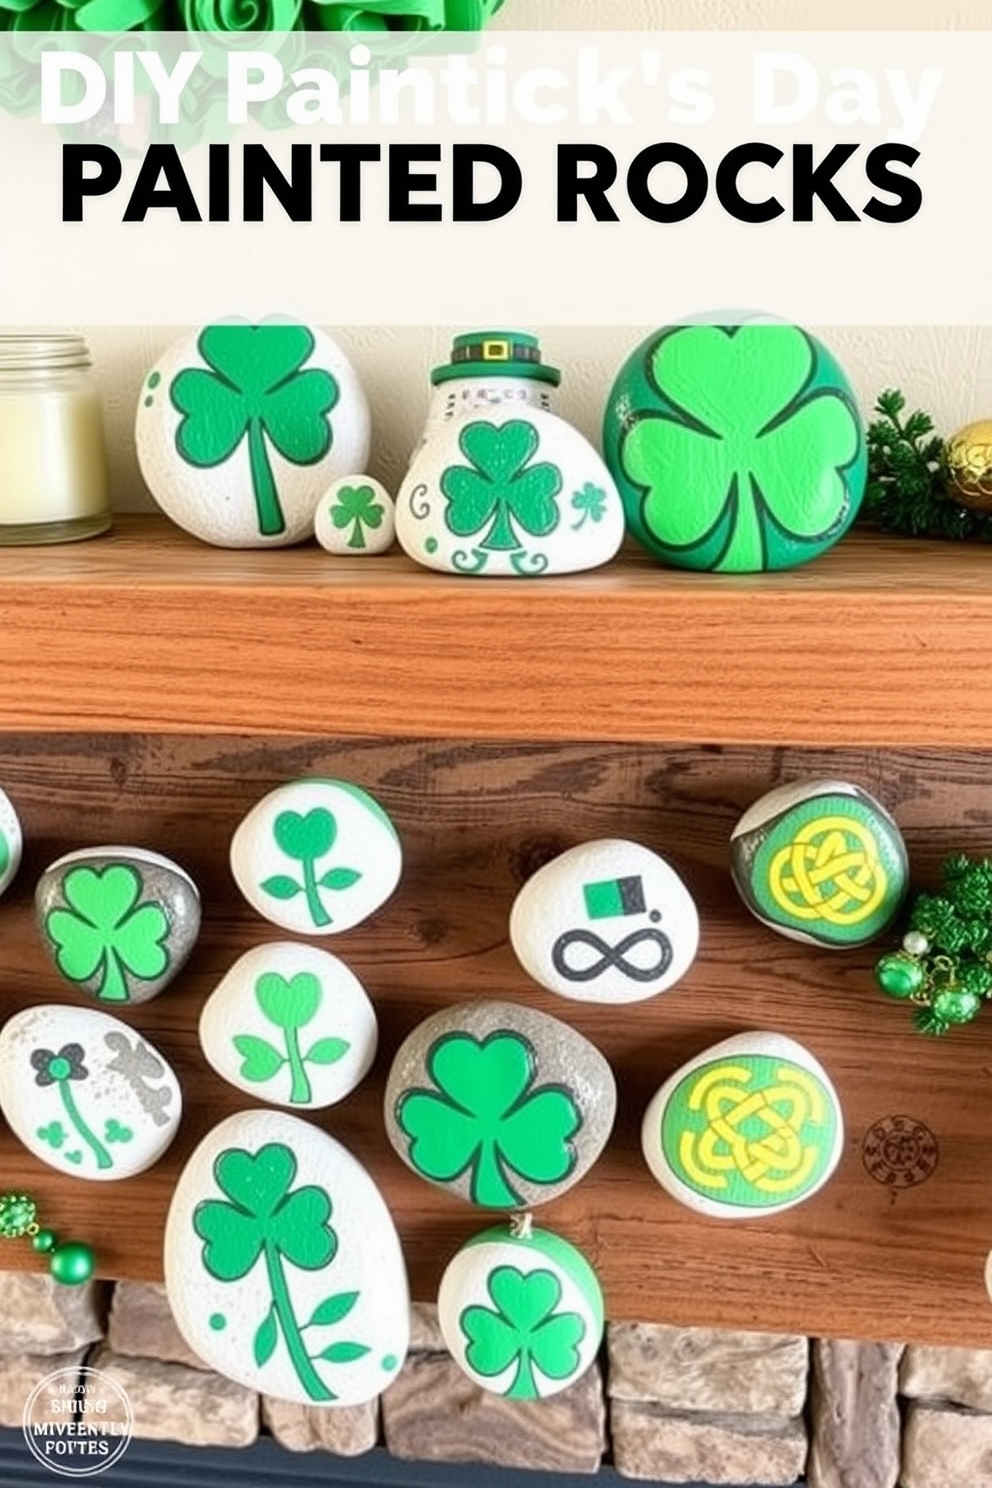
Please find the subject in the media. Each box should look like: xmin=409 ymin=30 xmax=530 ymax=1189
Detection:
xmin=730 ymin=779 xmax=908 ymax=948
xmin=437 ymin=1225 xmax=604 ymax=1401
xmin=0 ymin=1004 xmax=181 ymax=1181
xmin=135 ymin=319 xmax=370 ymax=548
xmin=163 ymin=1109 xmax=409 ymax=1408
xmin=384 ymin=1000 xmax=616 ymax=1209
xmin=395 ymin=407 xmax=625 ymax=576
xmin=641 ymin=1031 xmax=844 ymax=1219
xmin=603 ymin=320 xmax=867 ymax=572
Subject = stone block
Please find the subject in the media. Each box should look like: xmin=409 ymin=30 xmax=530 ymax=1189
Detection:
xmin=382 ymin=1351 xmax=605 ymax=1475
xmin=808 ymin=1340 xmax=902 ymax=1488
xmin=0 ymin=1272 xmax=108 ymax=1357
xmin=0 ymin=1348 xmax=86 ymax=1429
xmin=87 ymin=1345 xmax=258 ymax=1448
xmin=901 ymin=1401 xmax=992 ymax=1488
xmin=607 ymin=1323 xmax=808 ymax=1416
xmin=901 ymin=1343 xmax=992 ymax=1412
xmin=611 ymin=1401 xmax=807 ymax=1485
xmin=408 ymin=1301 xmax=445 ymax=1354
xmin=263 ymin=1395 xmax=378 ymax=1456
xmin=107 ymin=1282 xmax=208 ymax=1371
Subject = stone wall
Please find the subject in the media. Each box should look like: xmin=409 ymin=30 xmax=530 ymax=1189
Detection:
xmin=2 ymin=1269 xmax=991 ymax=1484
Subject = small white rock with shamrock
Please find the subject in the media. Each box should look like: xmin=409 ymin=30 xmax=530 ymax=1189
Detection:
xmin=230 ymin=779 xmax=402 ymax=936
xmin=199 ymin=943 xmax=378 ymax=1109
xmin=0 ymin=1004 xmax=181 ymax=1181
xmin=315 ymin=477 xmax=395 ymax=556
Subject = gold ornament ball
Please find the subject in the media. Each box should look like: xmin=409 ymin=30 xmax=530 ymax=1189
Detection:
xmin=947 ymin=420 xmax=992 ymax=512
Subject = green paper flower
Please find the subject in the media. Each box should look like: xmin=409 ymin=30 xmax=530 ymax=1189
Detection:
xmin=440 ymin=420 xmax=562 ymax=572
xmin=461 ymin=1265 xmax=585 ymax=1400
xmin=46 ymin=864 xmax=169 ymax=1003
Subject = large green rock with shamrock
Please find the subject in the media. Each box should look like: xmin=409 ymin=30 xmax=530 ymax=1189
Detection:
xmin=604 ymin=321 xmax=867 ymax=572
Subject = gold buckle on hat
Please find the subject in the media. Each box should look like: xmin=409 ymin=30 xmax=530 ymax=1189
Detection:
xmin=482 ymin=339 xmax=511 ymax=361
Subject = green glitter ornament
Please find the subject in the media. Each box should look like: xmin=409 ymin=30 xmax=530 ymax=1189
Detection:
xmin=0 ymin=1191 xmax=96 ymax=1285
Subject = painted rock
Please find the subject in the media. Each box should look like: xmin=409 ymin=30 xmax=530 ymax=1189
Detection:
xmin=603 ymin=320 xmax=867 ymax=572
xmin=384 ymin=1000 xmax=616 ymax=1209
xmin=315 ymin=477 xmax=395 ymax=556
xmin=730 ymin=779 xmax=908 ymax=947
xmin=36 ymin=847 xmax=201 ymax=1005
xmin=395 ymin=406 xmax=625 ymax=577
xmin=135 ymin=319 xmax=370 ymax=548
xmin=230 ymin=779 xmax=401 ymax=936
xmin=437 ymin=1224 xmax=604 ymax=1401
xmin=641 ymin=1031 xmax=844 ymax=1219
xmin=0 ymin=787 xmax=21 ymax=900
xmin=0 ymin=1004 xmax=181 ymax=1181
xmin=199 ymin=943 xmax=378 ymax=1109
xmin=163 ymin=1109 xmax=409 ymax=1407
xmin=509 ymin=839 xmax=699 ymax=1004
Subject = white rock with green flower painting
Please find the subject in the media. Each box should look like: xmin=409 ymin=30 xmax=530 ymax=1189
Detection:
xmin=315 ymin=477 xmax=395 ymax=556
xmin=199 ymin=943 xmax=378 ymax=1109
xmin=0 ymin=1004 xmax=181 ymax=1181
xmin=164 ymin=1109 xmax=409 ymax=1407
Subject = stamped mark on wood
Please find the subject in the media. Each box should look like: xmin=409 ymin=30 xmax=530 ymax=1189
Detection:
xmin=862 ymin=1115 xmax=938 ymax=1189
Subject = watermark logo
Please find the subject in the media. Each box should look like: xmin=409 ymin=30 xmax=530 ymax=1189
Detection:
xmin=22 ymin=1366 xmax=133 ymax=1478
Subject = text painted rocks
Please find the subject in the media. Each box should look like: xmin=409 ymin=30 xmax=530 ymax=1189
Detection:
xmin=510 ymin=839 xmax=699 ymax=1004
xmin=730 ymin=779 xmax=908 ymax=947
xmin=230 ymin=779 xmax=401 ymax=936
xmin=135 ymin=320 xmax=370 ymax=548
xmin=437 ymin=1225 xmax=604 ymax=1401
xmin=315 ymin=477 xmax=395 ymax=556
xmin=199 ymin=943 xmax=378 ymax=1109
xmin=164 ymin=1110 xmax=408 ymax=1407
xmin=641 ymin=1031 xmax=843 ymax=1218
xmin=384 ymin=1000 xmax=616 ymax=1209
xmin=0 ymin=1005 xmax=181 ymax=1181
xmin=36 ymin=847 xmax=201 ymax=1005
xmin=0 ymin=787 xmax=21 ymax=900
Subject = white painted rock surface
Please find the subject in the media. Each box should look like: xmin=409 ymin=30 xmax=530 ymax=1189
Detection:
xmin=437 ymin=1224 xmax=604 ymax=1401
xmin=641 ymin=1031 xmax=844 ymax=1219
xmin=164 ymin=1109 xmax=409 ymax=1408
xmin=315 ymin=477 xmax=395 ymax=556
xmin=199 ymin=943 xmax=378 ymax=1109
xmin=510 ymin=839 xmax=699 ymax=1004
xmin=384 ymin=999 xmax=616 ymax=1209
xmin=395 ymin=407 xmax=625 ymax=577
xmin=135 ymin=319 xmax=370 ymax=548
xmin=0 ymin=1004 xmax=181 ymax=1181
xmin=36 ymin=847 xmax=201 ymax=1005
xmin=0 ymin=787 xmax=21 ymax=900
xmin=230 ymin=779 xmax=401 ymax=936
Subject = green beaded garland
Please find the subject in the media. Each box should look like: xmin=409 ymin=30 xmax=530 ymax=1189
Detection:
xmin=32 ymin=1229 xmax=56 ymax=1254
xmin=876 ymin=951 xmax=925 ymax=999
xmin=932 ymin=989 xmax=983 ymax=1026
xmin=49 ymin=1241 xmax=96 ymax=1287
xmin=0 ymin=1194 xmax=37 ymax=1239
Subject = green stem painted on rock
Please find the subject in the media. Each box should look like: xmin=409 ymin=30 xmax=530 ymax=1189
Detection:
xmin=301 ymin=856 xmax=331 ymax=929
xmin=507 ymin=1347 xmax=539 ymax=1401
xmin=59 ymin=1080 xmax=112 ymax=1171
xmin=247 ymin=419 xmax=285 ymax=538
xmin=98 ymin=949 xmax=130 ymax=1003
xmin=284 ymin=1027 xmax=312 ymax=1106
xmin=263 ymin=1242 xmax=334 ymax=1403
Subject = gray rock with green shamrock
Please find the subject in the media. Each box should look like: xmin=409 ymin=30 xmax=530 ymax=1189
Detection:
xmin=0 ymin=1004 xmax=181 ymax=1181
xmin=36 ymin=847 xmax=201 ymax=1005
xmin=383 ymin=1000 xmax=617 ymax=1209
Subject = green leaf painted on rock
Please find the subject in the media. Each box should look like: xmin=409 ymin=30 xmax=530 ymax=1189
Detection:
xmin=307 ymin=1291 xmax=359 ymax=1328
xmin=305 ymin=1037 xmax=350 ymax=1066
xmin=318 ymin=868 xmax=362 ymax=891
xmin=255 ymin=971 xmax=322 ymax=1030
xmin=260 ymin=875 xmax=304 ymax=901
xmin=233 ymin=1034 xmax=285 ymax=1084
xmin=274 ymin=808 xmax=336 ymax=863
xmin=316 ymin=1341 xmax=370 ymax=1364
xmin=254 ymin=1306 xmax=278 ymax=1368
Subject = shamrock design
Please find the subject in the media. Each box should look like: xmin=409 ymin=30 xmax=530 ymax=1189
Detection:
xmin=619 ymin=324 xmax=863 ymax=572
xmin=461 ymin=1265 xmax=586 ymax=1400
xmin=233 ymin=970 xmax=349 ymax=1106
xmin=45 ymin=864 xmax=170 ymax=1003
xmin=31 ymin=1044 xmax=88 ymax=1087
xmin=327 ymin=484 xmax=385 ymax=551
xmin=30 ymin=1044 xmax=112 ymax=1171
xmin=440 ymin=420 xmax=562 ymax=574
xmin=396 ymin=1031 xmax=582 ymax=1208
xmin=570 ymin=483 xmax=609 ymax=530
xmin=261 ymin=808 xmax=361 ymax=930
xmin=171 ymin=325 xmax=339 ymax=539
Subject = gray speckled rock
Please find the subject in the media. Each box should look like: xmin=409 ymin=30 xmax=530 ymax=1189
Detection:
xmin=36 ymin=847 xmax=200 ymax=1005
xmin=383 ymin=1000 xmax=616 ymax=1209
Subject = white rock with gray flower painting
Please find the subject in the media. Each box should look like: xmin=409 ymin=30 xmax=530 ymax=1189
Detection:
xmin=0 ymin=1005 xmax=181 ymax=1181
xmin=395 ymin=407 xmax=625 ymax=576
xmin=199 ymin=943 xmax=378 ymax=1110
xmin=164 ymin=1109 xmax=409 ymax=1408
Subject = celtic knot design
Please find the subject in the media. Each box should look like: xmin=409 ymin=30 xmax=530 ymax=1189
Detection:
xmin=767 ymin=814 xmax=887 ymax=926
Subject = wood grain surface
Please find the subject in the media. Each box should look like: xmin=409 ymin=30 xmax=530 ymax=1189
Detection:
xmin=1 ymin=734 xmax=991 ymax=1347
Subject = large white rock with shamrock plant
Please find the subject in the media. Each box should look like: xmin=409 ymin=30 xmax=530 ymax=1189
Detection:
xmin=135 ymin=318 xmax=370 ymax=548
xmin=395 ymin=407 xmax=625 ymax=576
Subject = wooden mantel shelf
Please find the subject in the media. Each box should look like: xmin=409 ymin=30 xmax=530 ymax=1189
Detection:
xmin=0 ymin=515 xmax=988 ymax=744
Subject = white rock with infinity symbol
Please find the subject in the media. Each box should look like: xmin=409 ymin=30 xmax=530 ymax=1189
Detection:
xmin=509 ymin=839 xmax=699 ymax=1004
xmin=641 ymin=1031 xmax=844 ymax=1219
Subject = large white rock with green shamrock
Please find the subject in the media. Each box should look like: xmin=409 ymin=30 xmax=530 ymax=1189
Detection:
xmin=603 ymin=320 xmax=867 ymax=572
xmin=395 ymin=407 xmax=625 ymax=576
xmin=135 ymin=319 xmax=370 ymax=548
xmin=437 ymin=1224 xmax=604 ymax=1401
xmin=164 ymin=1110 xmax=409 ymax=1407
xmin=0 ymin=1004 xmax=181 ymax=1181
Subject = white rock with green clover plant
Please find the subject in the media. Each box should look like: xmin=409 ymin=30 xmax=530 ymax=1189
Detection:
xmin=437 ymin=1222 xmax=604 ymax=1401
xmin=135 ymin=319 xmax=370 ymax=548
xmin=0 ymin=1004 xmax=181 ymax=1181
xmin=163 ymin=1109 xmax=409 ymax=1408
xmin=230 ymin=779 xmax=401 ymax=936
xmin=0 ymin=787 xmax=21 ymax=900
xmin=199 ymin=943 xmax=378 ymax=1109
xmin=315 ymin=477 xmax=395 ymax=556
xmin=395 ymin=406 xmax=625 ymax=577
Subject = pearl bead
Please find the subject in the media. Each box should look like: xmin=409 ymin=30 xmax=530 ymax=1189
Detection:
xmin=902 ymin=930 xmax=930 ymax=957
xmin=49 ymin=1241 xmax=95 ymax=1286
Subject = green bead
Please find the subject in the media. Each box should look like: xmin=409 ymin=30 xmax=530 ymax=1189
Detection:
xmin=32 ymin=1229 xmax=56 ymax=1254
xmin=49 ymin=1241 xmax=95 ymax=1286
xmin=0 ymin=1193 xmax=38 ymax=1239
xmin=876 ymin=952 xmax=925 ymax=999
xmin=932 ymin=989 xmax=983 ymax=1026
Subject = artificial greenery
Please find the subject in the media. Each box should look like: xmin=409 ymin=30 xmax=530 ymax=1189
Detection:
xmin=862 ymin=389 xmax=992 ymax=542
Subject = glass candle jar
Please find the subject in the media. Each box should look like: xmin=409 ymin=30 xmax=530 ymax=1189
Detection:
xmin=0 ymin=335 xmax=111 ymax=544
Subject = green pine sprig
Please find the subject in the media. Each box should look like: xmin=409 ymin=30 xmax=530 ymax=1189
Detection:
xmin=862 ymin=389 xmax=992 ymax=541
